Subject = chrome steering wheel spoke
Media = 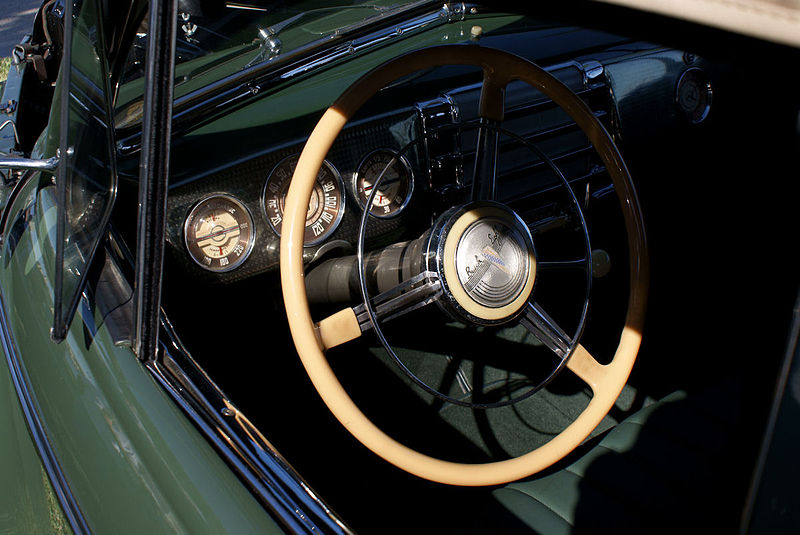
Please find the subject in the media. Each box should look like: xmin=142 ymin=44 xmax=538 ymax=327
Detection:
xmin=470 ymin=67 xmax=508 ymax=202
xmin=519 ymin=301 xmax=574 ymax=359
xmin=353 ymin=271 xmax=442 ymax=333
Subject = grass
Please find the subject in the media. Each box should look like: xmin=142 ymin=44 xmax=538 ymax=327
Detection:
xmin=0 ymin=57 xmax=10 ymax=83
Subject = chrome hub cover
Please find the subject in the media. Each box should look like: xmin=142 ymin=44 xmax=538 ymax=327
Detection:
xmin=455 ymin=218 xmax=530 ymax=308
xmin=431 ymin=202 xmax=537 ymax=325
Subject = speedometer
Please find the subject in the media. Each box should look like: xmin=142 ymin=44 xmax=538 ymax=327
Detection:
xmin=354 ymin=149 xmax=413 ymax=218
xmin=262 ymin=155 xmax=345 ymax=246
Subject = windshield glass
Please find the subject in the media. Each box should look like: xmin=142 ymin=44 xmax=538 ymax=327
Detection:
xmin=119 ymin=1 xmax=430 ymax=88
xmin=115 ymin=0 xmax=434 ymax=130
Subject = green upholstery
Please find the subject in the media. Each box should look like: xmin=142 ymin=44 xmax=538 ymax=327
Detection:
xmin=489 ymin=385 xmax=754 ymax=533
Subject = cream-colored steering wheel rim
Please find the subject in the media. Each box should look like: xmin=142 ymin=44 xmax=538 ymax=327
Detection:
xmin=280 ymin=45 xmax=649 ymax=486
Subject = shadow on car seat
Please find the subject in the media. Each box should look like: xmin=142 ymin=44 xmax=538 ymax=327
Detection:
xmin=485 ymin=382 xmax=758 ymax=533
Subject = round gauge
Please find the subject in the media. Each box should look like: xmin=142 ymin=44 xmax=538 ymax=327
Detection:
xmin=262 ymin=155 xmax=344 ymax=246
xmin=184 ymin=194 xmax=255 ymax=272
xmin=354 ymin=149 xmax=414 ymax=218
xmin=675 ymin=67 xmax=712 ymax=124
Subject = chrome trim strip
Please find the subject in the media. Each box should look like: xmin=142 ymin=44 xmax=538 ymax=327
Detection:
xmin=152 ymin=315 xmax=353 ymax=535
xmin=0 ymin=120 xmax=20 ymax=147
xmin=0 ymin=155 xmax=59 ymax=172
xmin=277 ymin=6 xmax=458 ymax=80
xmin=0 ymin=288 xmax=92 ymax=535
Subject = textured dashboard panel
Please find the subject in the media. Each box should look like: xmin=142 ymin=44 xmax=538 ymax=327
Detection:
xmin=165 ymin=109 xmax=426 ymax=284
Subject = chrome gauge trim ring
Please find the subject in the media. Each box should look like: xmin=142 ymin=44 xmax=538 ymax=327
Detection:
xmin=675 ymin=67 xmax=713 ymax=124
xmin=262 ymin=154 xmax=345 ymax=247
xmin=183 ymin=193 xmax=256 ymax=273
xmin=353 ymin=149 xmax=414 ymax=219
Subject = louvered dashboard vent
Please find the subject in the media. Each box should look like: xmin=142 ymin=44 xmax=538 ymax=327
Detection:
xmin=415 ymin=60 xmax=615 ymax=209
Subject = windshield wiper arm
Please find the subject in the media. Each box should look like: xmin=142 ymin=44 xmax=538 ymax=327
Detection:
xmin=246 ymin=13 xmax=304 ymax=66
xmin=247 ymin=3 xmax=415 ymax=66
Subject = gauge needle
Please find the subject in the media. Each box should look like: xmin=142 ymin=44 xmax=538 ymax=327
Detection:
xmin=363 ymin=177 xmax=400 ymax=192
xmin=196 ymin=225 xmax=240 ymax=241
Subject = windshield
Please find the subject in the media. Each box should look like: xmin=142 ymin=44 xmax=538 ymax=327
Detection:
xmin=119 ymin=1 xmax=431 ymax=88
xmin=115 ymin=0 xmax=436 ymax=130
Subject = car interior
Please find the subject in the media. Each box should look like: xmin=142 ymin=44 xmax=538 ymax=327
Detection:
xmin=13 ymin=0 xmax=800 ymax=532
xmin=149 ymin=4 xmax=799 ymax=533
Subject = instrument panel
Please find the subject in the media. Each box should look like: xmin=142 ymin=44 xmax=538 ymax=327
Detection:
xmin=353 ymin=149 xmax=414 ymax=219
xmin=167 ymin=109 xmax=424 ymax=283
xmin=166 ymin=56 xmax=627 ymax=284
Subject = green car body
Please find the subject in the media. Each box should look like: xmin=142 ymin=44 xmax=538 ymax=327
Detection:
xmin=0 ymin=110 xmax=283 ymax=535
xmin=0 ymin=1 xmax=320 ymax=531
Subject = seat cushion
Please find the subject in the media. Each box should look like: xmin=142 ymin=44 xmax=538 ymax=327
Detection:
xmin=490 ymin=384 xmax=755 ymax=533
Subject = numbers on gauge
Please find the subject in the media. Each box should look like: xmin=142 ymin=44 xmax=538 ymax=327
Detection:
xmin=184 ymin=194 xmax=255 ymax=272
xmin=354 ymin=149 xmax=414 ymax=218
xmin=261 ymin=154 xmax=345 ymax=246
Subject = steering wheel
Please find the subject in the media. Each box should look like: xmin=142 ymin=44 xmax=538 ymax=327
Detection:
xmin=280 ymin=45 xmax=648 ymax=486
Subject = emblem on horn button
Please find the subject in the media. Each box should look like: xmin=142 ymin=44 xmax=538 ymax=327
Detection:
xmin=437 ymin=202 xmax=537 ymax=324
xmin=456 ymin=219 xmax=529 ymax=308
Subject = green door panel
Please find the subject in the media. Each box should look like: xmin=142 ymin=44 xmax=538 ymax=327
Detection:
xmin=0 ymin=178 xmax=283 ymax=533
xmin=0 ymin=342 xmax=72 ymax=535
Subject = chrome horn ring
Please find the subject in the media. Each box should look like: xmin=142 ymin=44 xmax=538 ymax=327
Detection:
xmin=356 ymin=120 xmax=593 ymax=409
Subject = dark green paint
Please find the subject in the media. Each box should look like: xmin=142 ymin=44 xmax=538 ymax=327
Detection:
xmin=0 ymin=341 xmax=72 ymax=535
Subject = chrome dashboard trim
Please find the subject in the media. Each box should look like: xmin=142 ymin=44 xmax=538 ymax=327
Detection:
xmin=416 ymin=94 xmax=463 ymax=187
xmin=279 ymin=7 xmax=458 ymax=79
xmin=0 ymin=154 xmax=59 ymax=172
xmin=582 ymin=60 xmax=605 ymax=84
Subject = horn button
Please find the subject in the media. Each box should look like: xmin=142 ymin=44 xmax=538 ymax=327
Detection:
xmin=434 ymin=202 xmax=537 ymax=324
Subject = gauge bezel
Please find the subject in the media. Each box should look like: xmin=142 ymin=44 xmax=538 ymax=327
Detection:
xmin=261 ymin=154 xmax=346 ymax=247
xmin=183 ymin=193 xmax=256 ymax=273
xmin=675 ymin=67 xmax=712 ymax=124
xmin=353 ymin=149 xmax=414 ymax=219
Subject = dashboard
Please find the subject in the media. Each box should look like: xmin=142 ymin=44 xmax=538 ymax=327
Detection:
xmin=162 ymin=45 xmax=709 ymax=287
xmin=166 ymin=103 xmax=423 ymax=283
